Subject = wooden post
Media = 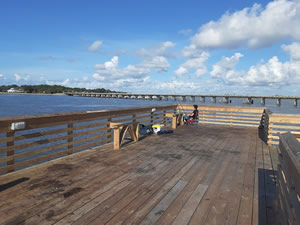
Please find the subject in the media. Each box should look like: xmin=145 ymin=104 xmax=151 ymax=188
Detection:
xmin=202 ymin=110 xmax=205 ymax=126
xmin=151 ymin=111 xmax=154 ymax=125
xmin=172 ymin=115 xmax=177 ymax=129
xmin=113 ymin=127 xmax=120 ymax=150
xmin=179 ymin=113 xmax=184 ymax=126
xmin=67 ymin=122 xmax=73 ymax=155
xmin=230 ymin=112 xmax=233 ymax=127
xmin=163 ymin=110 xmax=167 ymax=126
xmin=132 ymin=114 xmax=136 ymax=123
xmin=107 ymin=117 xmax=112 ymax=143
xmin=7 ymin=131 xmax=15 ymax=173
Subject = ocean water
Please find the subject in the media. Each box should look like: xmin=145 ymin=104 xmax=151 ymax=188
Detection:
xmin=0 ymin=94 xmax=299 ymax=118
xmin=1 ymin=94 xmax=299 ymax=173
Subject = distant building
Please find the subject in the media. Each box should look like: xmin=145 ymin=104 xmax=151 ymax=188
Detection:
xmin=7 ymin=88 xmax=24 ymax=93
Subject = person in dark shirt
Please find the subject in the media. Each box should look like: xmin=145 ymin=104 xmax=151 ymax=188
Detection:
xmin=184 ymin=105 xmax=198 ymax=123
xmin=190 ymin=104 xmax=199 ymax=119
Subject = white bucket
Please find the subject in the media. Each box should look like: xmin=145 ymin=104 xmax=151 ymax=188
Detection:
xmin=152 ymin=124 xmax=163 ymax=134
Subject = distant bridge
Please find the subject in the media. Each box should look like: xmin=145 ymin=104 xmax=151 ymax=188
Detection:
xmin=64 ymin=92 xmax=300 ymax=106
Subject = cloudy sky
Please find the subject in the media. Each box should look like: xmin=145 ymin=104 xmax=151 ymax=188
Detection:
xmin=1 ymin=0 xmax=300 ymax=95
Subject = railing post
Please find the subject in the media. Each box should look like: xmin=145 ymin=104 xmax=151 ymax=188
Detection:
xmin=6 ymin=131 xmax=15 ymax=173
xmin=151 ymin=111 xmax=154 ymax=125
xmin=163 ymin=110 xmax=167 ymax=126
xmin=202 ymin=110 xmax=205 ymax=126
xmin=107 ymin=117 xmax=112 ymax=143
xmin=67 ymin=122 xmax=73 ymax=155
xmin=230 ymin=112 xmax=233 ymax=127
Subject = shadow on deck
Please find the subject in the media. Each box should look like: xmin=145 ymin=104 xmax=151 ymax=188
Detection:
xmin=0 ymin=125 xmax=281 ymax=225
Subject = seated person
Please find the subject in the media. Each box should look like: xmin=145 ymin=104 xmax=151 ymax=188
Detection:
xmin=184 ymin=105 xmax=199 ymax=123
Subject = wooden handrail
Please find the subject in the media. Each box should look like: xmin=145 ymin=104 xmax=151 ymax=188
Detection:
xmin=267 ymin=112 xmax=300 ymax=145
xmin=178 ymin=104 xmax=264 ymax=129
xmin=1 ymin=103 xmax=300 ymax=174
xmin=0 ymin=105 xmax=176 ymax=174
xmin=0 ymin=105 xmax=177 ymax=132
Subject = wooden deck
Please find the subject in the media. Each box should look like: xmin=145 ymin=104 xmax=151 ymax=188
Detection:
xmin=0 ymin=126 xmax=280 ymax=225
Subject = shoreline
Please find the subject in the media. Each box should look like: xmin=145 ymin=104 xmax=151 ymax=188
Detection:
xmin=0 ymin=92 xmax=66 ymax=96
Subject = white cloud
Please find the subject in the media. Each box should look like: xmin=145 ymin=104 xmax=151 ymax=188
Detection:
xmin=178 ymin=29 xmax=192 ymax=36
xmin=14 ymin=73 xmax=30 ymax=82
xmin=93 ymin=56 xmax=150 ymax=82
xmin=88 ymin=40 xmax=103 ymax=52
xmin=153 ymin=80 xmax=202 ymax=93
xmin=246 ymin=56 xmax=291 ymax=85
xmin=0 ymin=74 xmax=4 ymax=79
xmin=191 ymin=0 xmax=300 ymax=49
xmin=210 ymin=43 xmax=300 ymax=87
xmin=175 ymin=51 xmax=209 ymax=78
xmin=62 ymin=78 xmax=70 ymax=86
xmin=211 ymin=53 xmax=244 ymax=84
xmin=45 ymin=76 xmax=93 ymax=88
xmin=15 ymin=74 xmax=21 ymax=81
xmin=92 ymin=41 xmax=175 ymax=85
xmin=137 ymin=41 xmax=176 ymax=58
xmin=282 ymin=42 xmax=300 ymax=61
xmin=141 ymin=56 xmax=170 ymax=72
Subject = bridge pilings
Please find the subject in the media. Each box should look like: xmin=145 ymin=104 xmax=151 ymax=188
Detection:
xmin=277 ymin=98 xmax=281 ymax=106
xmin=211 ymin=97 xmax=216 ymax=103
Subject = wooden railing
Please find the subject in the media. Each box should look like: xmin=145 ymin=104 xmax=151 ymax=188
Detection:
xmin=266 ymin=111 xmax=300 ymax=145
xmin=1 ymin=103 xmax=299 ymax=174
xmin=277 ymin=132 xmax=300 ymax=224
xmin=178 ymin=105 xmax=265 ymax=128
xmin=0 ymin=105 xmax=176 ymax=174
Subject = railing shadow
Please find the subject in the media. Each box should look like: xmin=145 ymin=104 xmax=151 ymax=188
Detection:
xmin=258 ymin=127 xmax=268 ymax=145
xmin=258 ymin=168 xmax=281 ymax=225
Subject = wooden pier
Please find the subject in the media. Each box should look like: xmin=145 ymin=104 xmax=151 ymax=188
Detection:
xmin=0 ymin=126 xmax=281 ymax=225
xmin=0 ymin=105 xmax=300 ymax=225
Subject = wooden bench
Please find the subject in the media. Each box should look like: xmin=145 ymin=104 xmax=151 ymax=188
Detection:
xmin=165 ymin=113 xmax=184 ymax=129
xmin=278 ymin=132 xmax=300 ymax=224
xmin=109 ymin=122 xmax=139 ymax=150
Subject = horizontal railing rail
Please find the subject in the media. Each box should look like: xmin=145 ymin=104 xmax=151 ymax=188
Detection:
xmin=267 ymin=113 xmax=300 ymax=145
xmin=178 ymin=105 xmax=265 ymax=128
xmin=1 ymin=103 xmax=299 ymax=174
xmin=278 ymin=132 xmax=300 ymax=224
xmin=0 ymin=105 xmax=177 ymax=174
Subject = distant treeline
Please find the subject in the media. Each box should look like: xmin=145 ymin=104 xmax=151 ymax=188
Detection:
xmin=0 ymin=85 xmax=118 ymax=94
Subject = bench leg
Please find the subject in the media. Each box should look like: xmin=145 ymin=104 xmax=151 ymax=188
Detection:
xmin=128 ymin=123 xmax=139 ymax=142
xmin=178 ymin=114 xmax=184 ymax=126
xmin=172 ymin=116 xmax=177 ymax=129
xmin=113 ymin=128 xmax=120 ymax=150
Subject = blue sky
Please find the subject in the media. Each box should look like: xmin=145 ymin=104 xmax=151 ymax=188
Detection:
xmin=0 ymin=0 xmax=300 ymax=95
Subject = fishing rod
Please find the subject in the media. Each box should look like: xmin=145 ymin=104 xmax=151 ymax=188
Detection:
xmin=168 ymin=83 xmax=189 ymax=116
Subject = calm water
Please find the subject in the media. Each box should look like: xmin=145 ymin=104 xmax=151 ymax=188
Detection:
xmin=0 ymin=94 xmax=300 ymax=117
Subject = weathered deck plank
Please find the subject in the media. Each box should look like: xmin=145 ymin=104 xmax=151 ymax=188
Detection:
xmin=0 ymin=125 xmax=279 ymax=225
